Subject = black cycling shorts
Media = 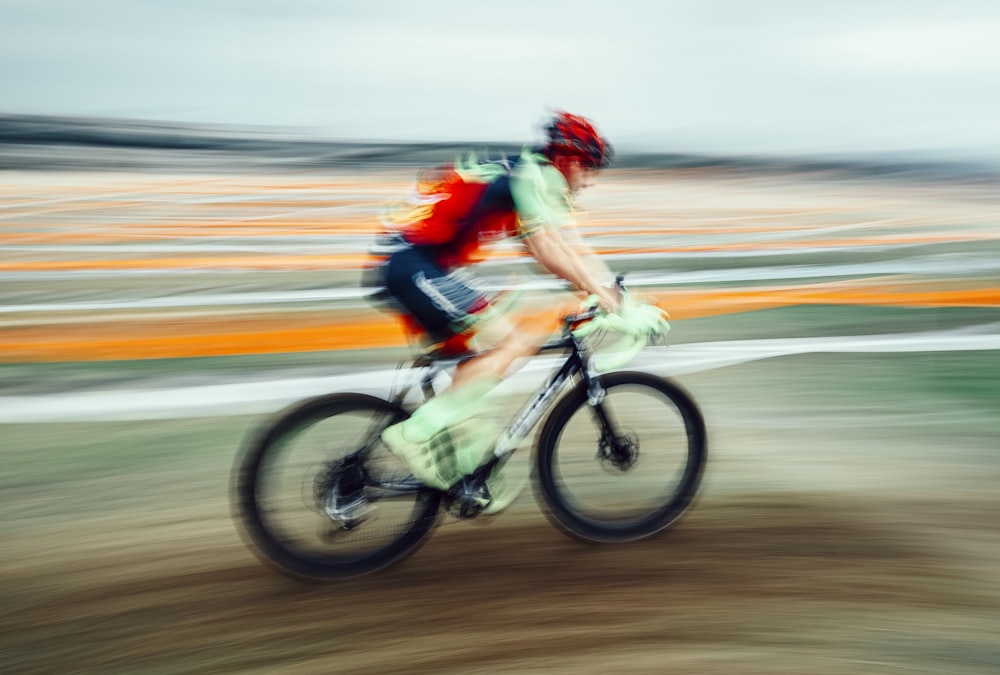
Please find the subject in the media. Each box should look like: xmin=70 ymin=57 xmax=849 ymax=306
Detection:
xmin=382 ymin=246 xmax=489 ymax=342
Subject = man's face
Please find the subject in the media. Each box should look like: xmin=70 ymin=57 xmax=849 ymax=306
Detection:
xmin=563 ymin=157 xmax=598 ymax=195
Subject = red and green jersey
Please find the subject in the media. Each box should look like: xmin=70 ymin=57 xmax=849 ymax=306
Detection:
xmin=381 ymin=149 xmax=574 ymax=269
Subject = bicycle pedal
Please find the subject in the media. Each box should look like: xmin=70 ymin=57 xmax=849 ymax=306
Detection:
xmin=325 ymin=492 xmax=375 ymax=528
xmin=445 ymin=476 xmax=491 ymax=519
xmin=340 ymin=502 xmax=376 ymax=530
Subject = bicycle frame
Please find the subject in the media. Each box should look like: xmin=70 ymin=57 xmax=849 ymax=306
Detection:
xmin=238 ymin=284 xmax=703 ymax=576
xmin=383 ymin=309 xmax=612 ymax=486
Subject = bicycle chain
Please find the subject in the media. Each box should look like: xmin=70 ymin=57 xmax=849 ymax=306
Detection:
xmin=325 ymin=510 xmax=443 ymax=545
xmin=325 ymin=496 xmax=501 ymax=544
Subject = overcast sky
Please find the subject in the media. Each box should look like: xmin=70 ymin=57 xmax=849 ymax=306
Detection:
xmin=2 ymin=0 xmax=999 ymax=157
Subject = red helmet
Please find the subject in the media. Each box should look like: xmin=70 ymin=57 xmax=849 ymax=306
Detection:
xmin=544 ymin=111 xmax=613 ymax=169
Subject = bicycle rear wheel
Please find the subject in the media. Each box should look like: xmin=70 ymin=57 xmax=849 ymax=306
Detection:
xmin=535 ymin=371 xmax=706 ymax=543
xmin=234 ymin=393 xmax=441 ymax=580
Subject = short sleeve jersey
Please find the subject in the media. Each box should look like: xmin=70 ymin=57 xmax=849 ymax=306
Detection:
xmin=509 ymin=150 xmax=575 ymax=236
xmin=417 ymin=149 xmax=574 ymax=269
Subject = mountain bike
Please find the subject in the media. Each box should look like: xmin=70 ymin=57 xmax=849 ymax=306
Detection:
xmin=233 ymin=292 xmax=707 ymax=581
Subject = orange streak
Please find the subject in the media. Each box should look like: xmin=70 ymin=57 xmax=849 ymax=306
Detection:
xmin=3 ymin=283 xmax=998 ymax=363
xmin=0 ymin=254 xmax=372 ymax=272
xmin=1 ymin=317 xmax=404 ymax=362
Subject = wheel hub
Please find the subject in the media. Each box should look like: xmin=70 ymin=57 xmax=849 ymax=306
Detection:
xmin=315 ymin=459 xmax=372 ymax=528
xmin=598 ymin=431 xmax=639 ymax=471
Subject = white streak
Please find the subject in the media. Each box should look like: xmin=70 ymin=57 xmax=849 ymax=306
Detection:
xmin=2 ymin=327 xmax=998 ymax=423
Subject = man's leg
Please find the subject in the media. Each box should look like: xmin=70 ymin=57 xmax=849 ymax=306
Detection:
xmin=381 ymin=326 xmax=536 ymax=478
xmin=381 ymin=249 xmax=560 ymax=489
xmin=450 ymin=319 xmax=539 ymax=387
xmin=382 ymin=311 xmax=549 ymax=490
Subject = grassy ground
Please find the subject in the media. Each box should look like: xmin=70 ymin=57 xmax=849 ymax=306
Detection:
xmin=3 ymin=347 xmax=997 ymax=526
xmin=2 ymin=346 xmax=999 ymax=674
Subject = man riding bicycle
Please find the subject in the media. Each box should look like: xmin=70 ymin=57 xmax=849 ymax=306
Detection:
xmin=367 ymin=111 xmax=621 ymax=514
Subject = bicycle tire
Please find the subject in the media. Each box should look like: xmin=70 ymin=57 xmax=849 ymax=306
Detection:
xmin=233 ymin=392 xmax=441 ymax=580
xmin=534 ymin=371 xmax=706 ymax=543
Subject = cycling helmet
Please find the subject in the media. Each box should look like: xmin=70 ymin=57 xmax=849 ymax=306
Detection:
xmin=544 ymin=111 xmax=613 ymax=169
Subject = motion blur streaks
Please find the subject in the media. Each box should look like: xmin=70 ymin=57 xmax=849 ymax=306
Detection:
xmin=1 ymin=149 xmax=998 ymax=362
xmin=1 ymin=141 xmax=999 ymax=674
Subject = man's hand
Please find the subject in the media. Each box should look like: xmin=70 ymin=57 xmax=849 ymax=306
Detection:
xmin=593 ymin=285 xmax=621 ymax=313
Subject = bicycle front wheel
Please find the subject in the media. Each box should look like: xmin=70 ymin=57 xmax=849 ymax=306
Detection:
xmin=234 ymin=393 xmax=441 ymax=580
xmin=535 ymin=371 xmax=707 ymax=543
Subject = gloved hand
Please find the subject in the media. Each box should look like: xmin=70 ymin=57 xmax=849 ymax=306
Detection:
xmin=575 ymin=293 xmax=670 ymax=339
xmin=621 ymin=297 xmax=671 ymax=340
xmin=573 ymin=294 xmax=670 ymax=370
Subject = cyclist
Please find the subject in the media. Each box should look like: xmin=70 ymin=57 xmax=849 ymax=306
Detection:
xmin=368 ymin=111 xmax=619 ymax=513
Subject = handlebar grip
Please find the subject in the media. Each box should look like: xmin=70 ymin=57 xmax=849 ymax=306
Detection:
xmin=593 ymin=333 xmax=645 ymax=372
xmin=568 ymin=311 xmax=601 ymax=336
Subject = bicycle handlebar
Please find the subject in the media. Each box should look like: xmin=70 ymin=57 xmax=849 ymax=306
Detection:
xmin=561 ymin=274 xmax=671 ymax=371
xmin=595 ymin=333 xmax=646 ymax=371
xmin=563 ymin=272 xmax=627 ymax=329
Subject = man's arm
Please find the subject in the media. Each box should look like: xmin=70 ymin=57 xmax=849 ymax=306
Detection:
xmin=523 ymin=227 xmax=619 ymax=309
xmin=511 ymin=152 xmax=619 ymax=309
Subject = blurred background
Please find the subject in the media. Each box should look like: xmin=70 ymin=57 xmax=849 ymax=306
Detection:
xmin=2 ymin=2 xmax=999 ymax=673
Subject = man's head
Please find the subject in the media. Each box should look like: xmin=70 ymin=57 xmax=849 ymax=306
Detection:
xmin=543 ymin=111 xmax=613 ymax=193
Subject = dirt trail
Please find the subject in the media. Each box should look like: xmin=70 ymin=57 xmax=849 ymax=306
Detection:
xmin=3 ymin=490 xmax=998 ymax=674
